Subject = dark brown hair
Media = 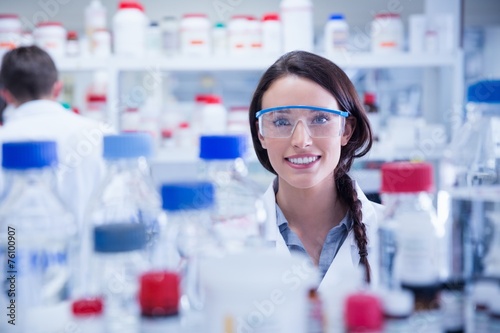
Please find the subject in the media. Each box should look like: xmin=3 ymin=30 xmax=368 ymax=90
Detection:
xmin=0 ymin=46 xmax=58 ymax=104
xmin=248 ymin=51 xmax=373 ymax=282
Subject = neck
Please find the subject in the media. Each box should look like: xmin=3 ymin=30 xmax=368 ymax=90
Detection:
xmin=276 ymin=176 xmax=346 ymax=233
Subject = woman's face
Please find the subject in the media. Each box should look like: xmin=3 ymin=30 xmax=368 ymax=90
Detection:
xmin=258 ymin=75 xmax=354 ymax=189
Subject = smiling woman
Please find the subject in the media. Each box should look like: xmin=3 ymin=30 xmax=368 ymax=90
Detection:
xmin=248 ymin=51 xmax=384 ymax=289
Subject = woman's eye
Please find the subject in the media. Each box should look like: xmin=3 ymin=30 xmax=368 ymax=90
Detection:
xmin=273 ymin=118 xmax=291 ymax=127
xmin=312 ymin=114 xmax=329 ymax=124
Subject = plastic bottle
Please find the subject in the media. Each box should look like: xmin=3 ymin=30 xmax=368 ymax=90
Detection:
xmin=200 ymin=94 xmax=227 ymax=135
xmin=85 ymin=0 xmax=107 ymax=53
xmin=86 ymin=133 xmax=162 ymax=260
xmin=66 ymin=30 xmax=80 ymax=57
xmin=280 ymin=0 xmax=314 ymax=52
xmin=212 ymin=22 xmax=227 ymax=56
xmin=180 ymin=13 xmax=210 ymax=57
xmin=364 ymin=92 xmax=380 ymax=142
xmin=371 ymin=13 xmax=404 ymax=53
xmin=146 ymin=21 xmax=162 ymax=56
xmin=160 ymin=181 xmax=216 ymax=329
xmin=261 ymin=13 xmax=282 ymax=56
xmin=113 ymin=0 xmax=147 ymax=56
xmin=160 ymin=16 xmax=178 ymax=56
xmin=94 ymin=223 xmax=149 ymax=333
xmin=199 ymin=135 xmax=267 ymax=252
xmin=324 ymin=13 xmax=349 ymax=58
xmin=71 ymin=298 xmax=105 ymax=333
xmin=247 ymin=15 xmax=262 ymax=54
xmin=0 ymin=141 xmax=77 ymax=333
xmin=0 ymin=14 xmax=22 ymax=56
xmin=228 ymin=15 xmax=249 ymax=56
xmin=380 ymin=161 xmax=443 ymax=332
xmin=33 ymin=21 xmax=66 ymax=57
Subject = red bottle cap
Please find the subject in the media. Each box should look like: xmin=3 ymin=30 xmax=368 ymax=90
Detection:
xmin=344 ymin=292 xmax=383 ymax=332
xmin=262 ymin=13 xmax=280 ymax=21
xmin=204 ymin=95 xmax=222 ymax=104
xmin=72 ymin=298 xmax=104 ymax=317
xmin=139 ymin=271 xmax=180 ymax=317
xmin=363 ymin=92 xmax=376 ymax=105
xmin=118 ymin=1 xmax=144 ymax=11
xmin=381 ymin=161 xmax=434 ymax=193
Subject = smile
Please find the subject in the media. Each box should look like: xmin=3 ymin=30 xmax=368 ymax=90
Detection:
xmin=286 ymin=156 xmax=319 ymax=165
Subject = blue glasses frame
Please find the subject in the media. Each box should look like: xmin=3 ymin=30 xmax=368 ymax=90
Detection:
xmin=256 ymin=105 xmax=350 ymax=118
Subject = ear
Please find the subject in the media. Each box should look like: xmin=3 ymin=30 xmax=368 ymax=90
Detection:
xmin=256 ymin=120 xmax=267 ymax=149
xmin=341 ymin=116 xmax=356 ymax=146
xmin=0 ymin=89 xmax=16 ymax=105
xmin=51 ymin=80 xmax=63 ymax=99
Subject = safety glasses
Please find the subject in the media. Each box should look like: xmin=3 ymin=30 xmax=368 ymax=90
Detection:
xmin=256 ymin=105 xmax=349 ymax=138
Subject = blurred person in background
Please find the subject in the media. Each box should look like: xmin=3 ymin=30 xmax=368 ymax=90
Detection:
xmin=0 ymin=45 xmax=114 ymax=229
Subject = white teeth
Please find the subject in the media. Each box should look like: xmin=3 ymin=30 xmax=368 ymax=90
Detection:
xmin=288 ymin=156 xmax=318 ymax=165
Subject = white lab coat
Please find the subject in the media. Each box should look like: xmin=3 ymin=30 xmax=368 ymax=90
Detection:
xmin=0 ymin=100 xmax=115 ymax=228
xmin=262 ymin=179 xmax=384 ymax=291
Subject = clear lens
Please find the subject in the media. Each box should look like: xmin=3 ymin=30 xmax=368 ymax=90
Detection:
xmin=258 ymin=109 xmax=345 ymax=138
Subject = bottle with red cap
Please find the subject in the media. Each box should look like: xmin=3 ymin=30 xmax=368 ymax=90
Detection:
xmin=261 ymin=13 xmax=282 ymax=55
xmin=112 ymin=0 xmax=148 ymax=56
xmin=199 ymin=94 xmax=227 ymax=135
xmin=139 ymin=271 xmax=181 ymax=332
xmin=379 ymin=161 xmax=443 ymax=332
xmin=344 ymin=291 xmax=383 ymax=333
xmin=71 ymin=298 xmax=105 ymax=333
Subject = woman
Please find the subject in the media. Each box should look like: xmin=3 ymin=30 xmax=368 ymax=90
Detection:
xmin=249 ymin=51 xmax=383 ymax=291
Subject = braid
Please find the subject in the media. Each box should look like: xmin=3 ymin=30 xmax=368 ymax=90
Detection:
xmin=336 ymin=172 xmax=371 ymax=283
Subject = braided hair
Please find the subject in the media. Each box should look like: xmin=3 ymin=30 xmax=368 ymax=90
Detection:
xmin=248 ymin=51 xmax=373 ymax=282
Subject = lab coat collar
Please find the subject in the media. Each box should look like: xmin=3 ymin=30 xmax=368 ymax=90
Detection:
xmin=4 ymin=99 xmax=66 ymax=124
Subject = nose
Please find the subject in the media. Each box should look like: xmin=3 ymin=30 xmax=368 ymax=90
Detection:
xmin=290 ymin=120 xmax=312 ymax=148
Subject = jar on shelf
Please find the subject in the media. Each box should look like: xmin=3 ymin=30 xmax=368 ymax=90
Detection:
xmin=34 ymin=21 xmax=66 ymax=58
xmin=180 ymin=13 xmax=210 ymax=57
xmin=0 ymin=14 xmax=22 ymax=55
xmin=371 ymin=13 xmax=404 ymax=53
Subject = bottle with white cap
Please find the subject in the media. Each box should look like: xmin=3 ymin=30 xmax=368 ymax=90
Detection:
xmin=85 ymin=0 xmax=107 ymax=53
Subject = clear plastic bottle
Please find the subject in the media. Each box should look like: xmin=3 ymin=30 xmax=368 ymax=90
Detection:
xmin=86 ymin=133 xmax=162 ymax=260
xmin=94 ymin=223 xmax=149 ymax=333
xmin=199 ymin=135 xmax=267 ymax=252
xmin=0 ymin=141 xmax=77 ymax=333
xmin=160 ymin=181 xmax=216 ymax=329
xmin=380 ymin=161 xmax=443 ymax=332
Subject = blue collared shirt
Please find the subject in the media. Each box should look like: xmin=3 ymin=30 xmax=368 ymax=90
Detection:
xmin=274 ymin=181 xmax=352 ymax=280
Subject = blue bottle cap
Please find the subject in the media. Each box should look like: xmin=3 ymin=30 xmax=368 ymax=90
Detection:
xmin=161 ymin=181 xmax=214 ymax=211
xmin=94 ymin=223 xmax=147 ymax=253
xmin=467 ymin=80 xmax=500 ymax=103
xmin=329 ymin=13 xmax=345 ymax=20
xmin=103 ymin=133 xmax=153 ymax=160
xmin=199 ymin=135 xmax=246 ymax=160
xmin=2 ymin=141 xmax=58 ymax=170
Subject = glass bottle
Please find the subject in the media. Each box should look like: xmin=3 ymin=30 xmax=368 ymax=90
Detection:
xmin=0 ymin=141 xmax=77 ymax=333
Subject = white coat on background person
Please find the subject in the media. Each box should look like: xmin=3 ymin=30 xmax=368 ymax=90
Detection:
xmin=0 ymin=45 xmax=115 ymax=230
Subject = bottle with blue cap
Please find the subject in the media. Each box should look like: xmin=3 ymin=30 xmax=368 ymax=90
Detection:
xmin=157 ymin=181 xmax=216 ymax=331
xmin=324 ymin=13 xmax=349 ymax=58
xmin=85 ymin=132 xmax=163 ymax=259
xmin=0 ymin=140 xmax=77 ymax=333
xmin=93 ymin=222 xmax=149 ymax=333
xmin=199 ymin=135 xmax=267 ymax=252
